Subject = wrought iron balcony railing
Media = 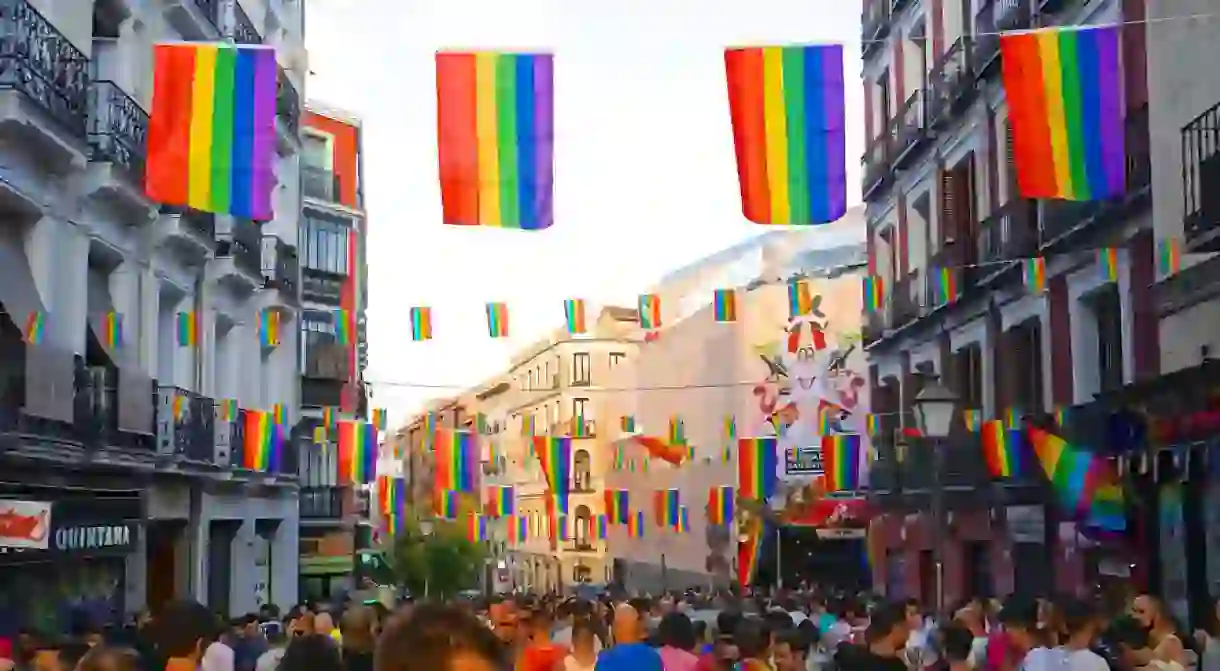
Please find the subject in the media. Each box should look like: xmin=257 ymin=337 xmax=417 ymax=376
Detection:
xmin=220 ymin=217 xmax=263 ymax=278
xmin=971 ymin=0 xmax=1030 ymax=76
xmin=276 ymin=67 xmax=301 ymax=138
xmin=0 ymin=0 xmax=89 ymax=138
xmin=891 ymin=273 xmax=921 ymax=328
xmin=862 ymin=131 xmax=891 ymax=199
xmin=890 ymin=90 xmax=929 ymax=168
xmin=156 ymin=386 xmax=216 ymax=462
xmin=261 ymin=235 xmax=300 ymax=301
xmin=861 ymin=0 xmax=891 ymax=55
xmin=977 ymin=198 xmax=1038 ymax=279
xmin=192 ymin=0 xmax=220 ymax=27
xmin=87 ymin=81 xmax=148 ymax=183
xmin=301 ymin=486 xmax=345 ymax=519
xmin=1183 ymin=99 xmax=1220 ymax=248
xmin=929 ymin=37 xmax=975 ymax=127
xmin=230 ymin=1 xmax=261 ymax=44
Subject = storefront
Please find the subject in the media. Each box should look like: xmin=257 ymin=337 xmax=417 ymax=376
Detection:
xmin=0 ymin=493 xmax=141 ymax=635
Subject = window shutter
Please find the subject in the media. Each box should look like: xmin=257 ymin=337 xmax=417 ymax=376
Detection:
xmin=957 ymin=154 xmax=978 ymax=265
xmin=939 ymin=167 xmax=957 ymax=248
xmin=1004 ymin=123 xmax=1017 ymax=195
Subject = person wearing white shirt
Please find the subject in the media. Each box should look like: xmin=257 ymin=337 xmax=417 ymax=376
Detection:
xmin=999 ymin=596 xmax=1065 ymax=671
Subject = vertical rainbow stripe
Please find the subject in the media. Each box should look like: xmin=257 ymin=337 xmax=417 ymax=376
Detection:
xmin=270 ymin=403 xmax=285 ymax=425
xmin=999 ymin=26 xmax=1124 ymax=201
xmin=723 ymin=45 xmax=847 ymax=225
xmin=1099 ymin=248 xmax=1119 ymax=282
xmin=485 ymin=301 xmax=509 ymax=338
xmin=787 ymin=280 xmax=814 ymax=318
xmin=259 ymin=310 xmax=280 ymax=347
xmin=630 ymin=511 xmax=645 ymax=538
xmin=981 ymin=419 xmax=1023 ymax=478
xmin=435 ymin=51 xmax=554 ymax=229
xmin=146 ymin=43 xmax=276 ymax=219
xmin=737 ymin=437 xmax=778 ymax=500
xmin=564 ymin=298 xmax=587 ymax=334
xmin=678 ymin=506 xmax=690 ymax=533
xmin=662 ymin=488 xmax=681 ymax=528
xmin=533 ymin=436 xmax=572 ymax=514
xmin=605 ymin=489 xmax=628 ymax=524
xmin=219 ymin=398 xmax=238 ymax=422
xmin=1023 ymin=257 xmax=1047 ymax=293
xmin=322 ymin=407 xmax=336 ymax=428
xmin=24 ymin=311 xmax=44 ymax=345
xmin=934 ymin=268 xmax=957 ymax=304
xmin=1158 ymin=238 xmax=1182 ymax=276
xmin=1028 ymin=426 xmax=1124 ymax=530
xmin=494 ymin=485 xmax=515 ymax=517
xmin=707 ymin=485 xmax=735 ymax=525
xmin=862 ymin=276 xmax=884 ymax=312
xmin=1004 ymin=407 xmax=1022 ymax=429
xmin=176 ymin=311 xmax=198 ymax=347
xmin=410 ymin=306 xmax=433 ymax=341
xmin=434 ymin=429 xmax=478 ymax=492
xmin=596 ymin=514 xmax=608 ymax=540
xmin=821 ymin=434 xmax=861 ymax=491
xmin=312 ymin=425 xmax=327 ymax=445
xmin=1054 ymin=406 xmax=1069 ymax=429
xmin=338 ymin=420 xmax=377 ymax=484
xmin=334 ymin=309 xmax=352 ymax=346
xmin=713 ymin=288 xmax=738 ymax=323
xmin=865 ymin=413 xmax=879 ymax=436
xmin=638 ymin=294 xmax=661 ymax=330
xmin=436 ymin=489 xmax=459 ymax=519
xmin=102 ymin=311 xmax=123 ymax=349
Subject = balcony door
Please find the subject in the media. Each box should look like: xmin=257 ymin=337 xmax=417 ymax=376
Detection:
xmin=1091 ymin=286 xmax=1125 ymax=394
xmin=302 ymin=132 xmax=333 ymax=171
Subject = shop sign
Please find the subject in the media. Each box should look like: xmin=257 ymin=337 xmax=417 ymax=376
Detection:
xmin=784 ymin=445 xmax=824 ymax=476
xmin=785 ymin=496 xmax=870 ymax=529
xmin=0 ymin=499 xmax=51 ymax=550
xmin=52 ymin=522 xmax=137 ymax=554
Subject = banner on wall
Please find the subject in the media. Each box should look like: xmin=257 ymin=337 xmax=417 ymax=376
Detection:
xmin=786 ymin=496 xmax=870 ymax=538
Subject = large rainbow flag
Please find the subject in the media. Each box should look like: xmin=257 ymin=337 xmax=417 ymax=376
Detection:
xmin=337 ymin=421 xmax=378 ymax=484
xmin=533 ymin=436 xmax=572 ymax=515
xmin=737 ymin=437 xmax=778 ymax=501
xmin=1027 ymin=426 xmax=1126 ymax=532
xmin=433 ymin=429 xmax=478 ymax=492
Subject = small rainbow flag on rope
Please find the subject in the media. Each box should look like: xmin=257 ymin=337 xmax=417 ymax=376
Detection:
xmin=821 ymin=434 xmax=862 ymax=491
xmin=437 ymin=489 xmax=460 ymax=519
xmin=259 ymin=310 xmax=280 ymax=347
xmin=24 ymin=311 xmax=44 ymax=345
xmin=668 ymin=415 xmax=686 ymax=445
xmin=982 ymin=419 xmax=1024 ymax=478
xmin=713 ymin=288 xmax=738 ymax=323
xmin=508 ymin=515 xmax=528 ymax=544
xmin=1023 ymin=257 xmax=1047 ymax=293
xmin=218 ymin=399 xmax=238 ymax=422
xmin=242 ymin=410 xmax=282 ymax=472
xmin=738 ymin=437 xmax=778 ymax=500
xmin=410 ymin=307 xmax=433 ymax=341
xmin=171 ymin=394 xmax=185 ymax=420
xmin=678 ymin=506 xmax=690 ymax=533
xmin=493 ymin=485 xmax=515 ymax=517
xmin=604 ymin=488 xmax=629 ymax=524
xmin=435 ymin=51 xmax=555 ymax=230
xmin=322 ymin=407 xmax=336 ymax=428
xmin=788 ymin=280 xmax=814 ymax=318
xmin=723 ymin=415 xmax=737 ymax=441
xmin=338 ymin=420 xmax=378 ymax=484
xmin=564 ymin=298 xmax=587 ymax=334
xmin=434 ymin=429 xmax=478 ymax=492
xmin=334 ymin=309 xmax=352 ymax=346
xmin=1099 ymin=248 xmax=1119 ymax=282
xmin=176 ymin=311 xmax=198 ymax=347
xmin=962 ymin=409 xmax=982 ymax=432
xmin=596 ymin=514 xmax=608 ymax=540
xmin=707 ymin=485 xmax=734 ymax=525
xmin=101 ymin=311 xmax=123 ymax=349
xmin=1028 ymin=425 xmax=1125 ymax=530
xmin=620 ymin=415 xmax=636 ymax=433
xmin=933 ymin=268 xmax=957 ymax=304
xmin=862 ymin=276 xmax=884 ymax=313
xmin=1158 ymin=238 xmax=1182 ymax=276
xmin=533 ymin=436 xmax=572 ymax=514
xmin=628 ymin=511 xmax=645 ymax=538
xmin=146 ymin=43 xmax=277 ymax=219
xmin=485 ymin=302 xmax=509 ymax=338
xmin=371 ymin=408 xmax=387 ymax=431
xmin=465 ymin=514 xmax=485 ymax=543
xmin=999 ymin=25 xmax=1124 ymax=201
xmin=723 ymin=45 xmax=847 ymax=226
xmin=272 ymin=403 xmax=287 ymax=425
xmin=638 ymin=294 xmax=661 ymax=330
xmin=662 ymin=488 xmax=681 ymax=528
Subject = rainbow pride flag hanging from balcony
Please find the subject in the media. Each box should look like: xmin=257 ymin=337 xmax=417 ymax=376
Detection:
xmin=821 ymin=434 xmax=862 ymax=491
xmin=147 ymin=43 xmax=276 ymax=219
xmin=862 ymin=276 xmax=884 ymax=313
xmin=334 ymin=309 xmax=352 ymax=346
xmin=259 ymin=310 xmax=280 ymax=347
xmin=434 ymin=429 xmax=478 ymax=492
xmin=24 ymin=311 xmax=45 ymax=345
xmin=242 ymin=410 xmax=281 ymax=472
xmin=101 ymin=311 xmax=123 ymax=349
xmin=338 ymin=420 xmax=377 ymax=484
xmin=738 ymin=437 xmax=778 ymax=501
xmin=707 ymin=485 xmax=735 ymax=525
xmin=436 ymin=51 xmax=554 ymax=230
xmin=724 ymin=45 xmax=847 ymax=225
xmin=533 ymin=436 xmax=572 ymax=515
xmin=176 ymin=311 xmax=199 ymax=347
xmin=999 ymin=25 xmax=1125 ymax=201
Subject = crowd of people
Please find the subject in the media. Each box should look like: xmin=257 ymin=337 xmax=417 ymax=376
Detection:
xmin=1 ymin=588 xmax=1219 ymax=671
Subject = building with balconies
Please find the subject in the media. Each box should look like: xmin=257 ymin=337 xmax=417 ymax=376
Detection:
xmin=294 ymin=103 xmax=371 ymax=599
xmin=860 ymin=0 xmax=1152 ymax=601
xmin=0 ymin=0 xmax=306 ymax=623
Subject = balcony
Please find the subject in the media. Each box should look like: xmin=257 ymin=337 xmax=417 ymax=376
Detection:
xmin=976 ymin=198 xmax=1039 ymax=284
xmin=891 ymin=273 xmax=920 ymax=329
xmin=0 ymin=0 xmax=89 ymax=170
xmin=227 ymin=1 xmax=261 ymax=44
xmin=971 ymin=0 xmax=1031 ymax=77
xmin=75 ymin=363 xmax=157 ymax=454
xmin=890 ymin=91 xmax=929 ymax=168
xmin=261 ymin=235 xmax=300 ymax=304
xmin=163 ymin=0 xmax=221 ymax=40
xmin=550 ymin=419 xmax=597 ymax=439
xmin=154 ymin=206 xmax=217 ymax=264
xmin=928 ymin=38 xmax=975 ymax=128
xmin=863 ymin=309 xmax=886 ymax=347
xmin=276 ymin=68 xmax=301 ymax=151
xmin=302 ymin=273 xmax=344 ymax=304
xmin=861 ymin=0 xmax=891 ymax=56
xmin=85 ymin=81 xmax=149 ymax=210
xmin=303 ymin=334 xmax=350 ymax=381
xmin=1183 ymin=102 xmax=1220 ymax=251
xmin=300 ymin=486 xmax=345 ymax=521
xmin=156 ymin=386 xmax=219 ymax=465
xmin=302 ymin=166 xmax=341 ymax=202
xmin=214 ymin=217 xmax=262 ymax=293
xmin=862 ymin=132 xmax=892 ymax=199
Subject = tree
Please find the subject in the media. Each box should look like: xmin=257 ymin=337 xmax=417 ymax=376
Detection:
xmin=385 ymin=515 xmax=486 ymax=599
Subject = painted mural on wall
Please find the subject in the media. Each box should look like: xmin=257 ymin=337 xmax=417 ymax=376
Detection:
xmin=747 ymin=284 xmax=870 ymax=494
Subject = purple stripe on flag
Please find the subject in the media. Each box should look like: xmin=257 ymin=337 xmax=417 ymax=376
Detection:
xmin=821 ymin=44 xmax=847 ymax=222
xmin=532 ymin=55 xmax=554 ymax=231
xmin=250 ymin=48 xmax=277 ymax=221
xmin=1091 ymin=26 xmax=1125 ymax=198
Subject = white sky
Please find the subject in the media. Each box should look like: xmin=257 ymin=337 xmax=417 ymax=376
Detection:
xmin=305 ymin=0 xmax=864 ymax=427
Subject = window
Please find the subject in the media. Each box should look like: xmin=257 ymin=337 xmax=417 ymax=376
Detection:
xmin=609 ymin=352 xmax=626 ymax=368
xmin=1013 ymin=320 xmax=1045 ymax=415
xmin=572 ymin=352 xmax=591 ymax=386
xmin=528 ymin=368 xmax=536 ymax=390
xmin=300 ymin=310 xmax=341 ymax=376
xmin=1093 ymin=287 xmax=1124 ymax=393
xmin=572 ymin=450 xmax=591 ymax=491
xmin=572 ymin=398 xmax=589 ymax=422
xmin=300 ymin=211 xmax=350 ymax=275
xmin=302 ymin=133 xmax=331 ymax=170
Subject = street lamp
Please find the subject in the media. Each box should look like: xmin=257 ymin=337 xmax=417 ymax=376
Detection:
xmin=912 ymin=377 xmax=959 ymax=618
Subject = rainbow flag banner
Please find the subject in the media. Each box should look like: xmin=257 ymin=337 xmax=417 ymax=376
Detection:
xmin=999 ymin=26 xmax=1124 ymax=202
xmin=933 ymin=267 xmax=957 ymax=304
xmin=434 ymin=429 xmax=478 ymax=492
xmin=737 ymin=437 xmax=778 ymax=501
xmin=821 ymin=434 xmax=862 ymax=491
xmin=1099 ymin=248 xmax=1119 ymax=282
xmin=603 ymin=488 xmax=629 ymax=524
xmin=334 ymin=309 xmax=352 ymax=346
xmin=338 ymin=420 xmax=378 ymax=484
xmin=146 ymin=43 xmax=276 ymax=219
xmin=508 ymin=515 xmax=528 ymax=544
xmin=668 ymin=416 xmax=686 ymax=445
xmin=564 ymin=298 xmax=587 ymax=334
xmin=259 ymin=310 xmax=280 ymax=347
xmin=176 ymin=311 xmax=198 ymax=347
xmin=218 ymin=399 xmax=238 ymax=422
xmin=638 ymin=294 xmax=661 ymax=330
xmin=724 ymin=45 xmax=847 ymax=226
xmin=24 ymin=311 xmax=44 ymax=345
xmin=620 ymin=415 xmax=636 ymax=433
xmin=242 ymin=410 xmax=282 ymax=471
xmin=1027 ymin=425 xmax=1125 ymax=530
xmin=713 ymin=288 xmax=738 ymax=323
xmin=435 ymin=51 xmax=554 ymax=230
xmin=533 ymin=436 xmax=572 ymax=515
xmin=410 ymin=306 xmax=433 ymax=341
xmin=628 ymin=511 xmax=645 ymax=539
xmin=981 ymin=419 xmax=1025 ymax=478
xmin=596 ymin=514 xmax=608 ymax=540
xmin=485 ymin=301 xmax=509 ymax=338
xmin=372 ymin=408 xmax=387 ymax=431
xmin=788 ymin=280 xmax=814 ymax=318
xmin=707 ymin=485 xmax=735 ymax=525
xmin=862 ymin=276 xmax=884 ymax=313
xmin=738 ymin=516 xmax=765 ymax=587
xmin=1022 ymin=257 xmax=1047 ymax=293
xmin=494 ymin=485 xmax=515 ymax=517
xmin=101 ymin=311 xmax=123 ymax=349
xmin=465 ymin=514 xmax=485 ymax=543
xmin=663 ymin=488 xmax=681 ymax=528
xmin=1158 ymin=238 xmax=1182 ymax=276
xmin=678 ymin=506 xmax=690 ymax=533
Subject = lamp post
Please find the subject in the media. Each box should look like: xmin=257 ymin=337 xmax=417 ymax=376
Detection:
xmin=419 ymin=519 xmax=434 ymax=599
xmin=911 ymin=377 xmax=959 ymax=618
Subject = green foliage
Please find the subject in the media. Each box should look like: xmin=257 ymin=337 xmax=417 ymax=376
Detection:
xmin=384 ymin=516 xmax=486 ymax=598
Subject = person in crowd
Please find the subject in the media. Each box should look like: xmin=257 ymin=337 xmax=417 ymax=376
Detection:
xmin=595 ymin=604 xmax=662 ymax=671
xmin=230 ymin=615 xmax=268 ymax=671
xmin=314 ymin=613 xmax=341 ymax=646
xmin=1058 ymin=599 xmax=1110 ymax=671
xmin=998 ymin=596 xmax=1062 ymax=671
xmin=154 ymin=601 xmax=220 ymax=671
xmin=773 ymin=629 xmax=810 ymax=671
xmin=253 ymin=618 xmax=288 ymax=671
xmin=837 ymin=601 xmax=906 ymax=671
xmin=938 ymin=621 xmax=974 ymax=671
xmin=202 ymin=619 xmax=235 ymax=671
xmin=374 ymin=603 xmax=505 ymax=671
xmin=1128 ymin=595 xmax=1191 ymax=669
xmin=278 ymin=635 xmax=343 ymax=671
xmin=656 ymin=612 xmax=699 ymax=671
xmin=1194 ymin=596 xmax=1220 ymax=671
xmin=734 ymin=618 xmax=773 ymax=671
xmin=489 ymin=598 xmax=521 ymax=657
xmin=78 ymin=646 xmax=139 ymax=671
xmin=340 ymin=607 xmax=377 ymax=671
xmin=693 ymin=621 xmax=711 ymax=654
xmin=563 ymin=614 xmax=600 ymax=671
